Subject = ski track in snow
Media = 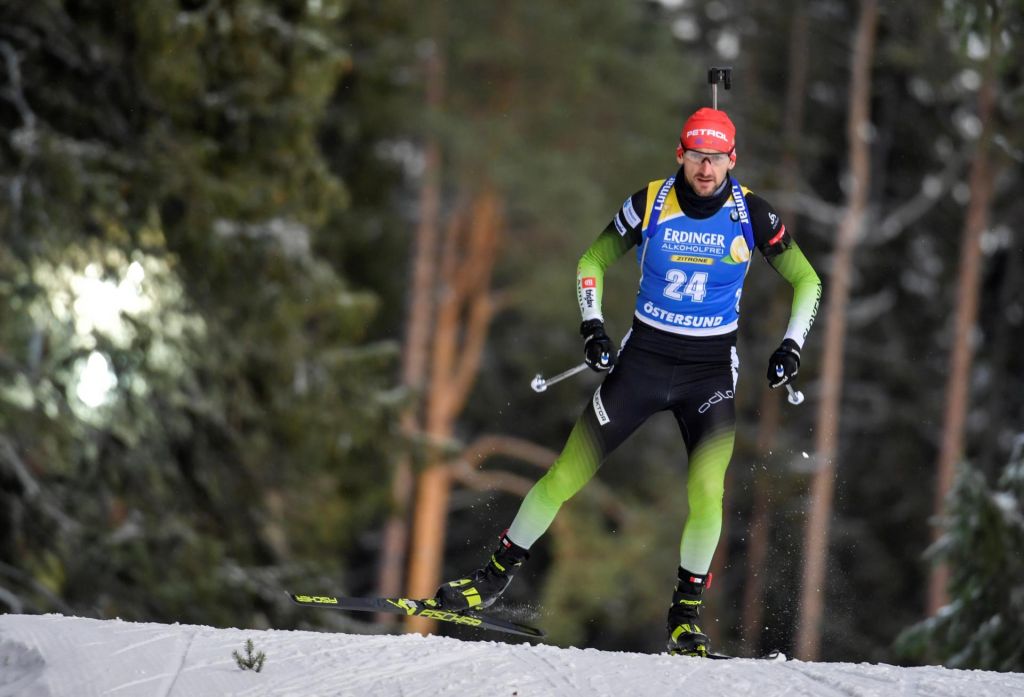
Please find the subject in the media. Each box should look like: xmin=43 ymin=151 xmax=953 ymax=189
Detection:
xmin=1 ymin=614 xmax=1023 ymax=697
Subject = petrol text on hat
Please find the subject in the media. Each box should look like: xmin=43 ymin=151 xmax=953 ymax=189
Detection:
xmin=685 ymin=128 xmax=729 ymax=142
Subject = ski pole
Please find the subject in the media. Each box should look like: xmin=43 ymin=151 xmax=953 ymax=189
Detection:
xmin=786 ymin=383 xmax=805 ymax=405
xmin=530 ymin=362 xmax=588 ymax=393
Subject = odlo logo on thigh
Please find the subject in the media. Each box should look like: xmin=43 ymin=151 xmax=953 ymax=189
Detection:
xmin=698 ymin=389 xmax=734 ymax=414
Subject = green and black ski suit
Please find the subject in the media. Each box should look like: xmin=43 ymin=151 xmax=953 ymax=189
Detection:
xmin=506 ymin=170 xmax=821 ymax=574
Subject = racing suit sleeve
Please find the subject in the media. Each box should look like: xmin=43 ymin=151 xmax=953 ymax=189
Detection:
xmin=577 ymin=189 xmax=645 ymax=322
xmin=746 ymin=192 xmax=822 ymax=347
xmin=768 ymin=242 xmax=822 ymax=347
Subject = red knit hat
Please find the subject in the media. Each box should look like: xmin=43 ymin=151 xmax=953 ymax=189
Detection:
xmin=677 ymin=108 xmax=737 ymax=160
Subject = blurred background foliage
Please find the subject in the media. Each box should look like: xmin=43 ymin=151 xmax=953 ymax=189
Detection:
xmin=1 ymin=0 xmax=1022 ymax=669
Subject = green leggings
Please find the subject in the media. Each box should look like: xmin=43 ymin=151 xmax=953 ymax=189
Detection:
xmin=507 ymin=327 xmax=737 ymax=574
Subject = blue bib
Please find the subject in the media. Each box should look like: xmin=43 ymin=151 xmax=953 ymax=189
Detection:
xmin=634 ymin=176 xmax=754 ymax=336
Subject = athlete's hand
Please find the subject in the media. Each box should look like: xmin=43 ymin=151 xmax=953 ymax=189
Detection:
xmin=766 ymin=339 xmax=800 ymax=388
xmin=580 ymin=319 xmax=616 ymax=372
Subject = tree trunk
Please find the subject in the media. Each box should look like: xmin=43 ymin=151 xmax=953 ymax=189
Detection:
xmin=404 ymin=186 xmax=504 ymax=633
xmin=794 ymin=0 xmax=877 ymax=662
xmin=740 ymin=0 xmax=809 ymax=654
xmin=927 ymin=14 xmax=999 ymax=615
xmin=375 ymin=33 xmax=445 ymax=614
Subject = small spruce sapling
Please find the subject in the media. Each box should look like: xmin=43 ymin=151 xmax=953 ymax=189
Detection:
xmin=233 ymin=639 xmax=267 ymax=672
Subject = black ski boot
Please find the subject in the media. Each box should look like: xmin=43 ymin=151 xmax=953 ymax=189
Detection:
xmin=666 ymin=567 xmax=712 ymax=657
xmin=435 ymin=532 xmax=529 ymax=611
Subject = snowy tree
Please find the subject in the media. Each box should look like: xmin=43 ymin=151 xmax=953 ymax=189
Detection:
xmin=898 ymin=436 xmax=1024 ymax=671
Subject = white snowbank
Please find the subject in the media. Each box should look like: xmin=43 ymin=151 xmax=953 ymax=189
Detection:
xmin=1 ymin=613 xmax=1022 ymax=696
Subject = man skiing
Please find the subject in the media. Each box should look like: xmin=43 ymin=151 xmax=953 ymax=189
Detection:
xmin=435 ymin=107 xmax=822 ymax=657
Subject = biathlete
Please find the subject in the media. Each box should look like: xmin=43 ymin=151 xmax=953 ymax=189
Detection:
xmin=436 ymin=107 xmax=822 ymax=657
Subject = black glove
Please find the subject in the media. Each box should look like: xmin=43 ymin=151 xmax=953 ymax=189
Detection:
xmin=766 ymin=339 xmax=801 ymax=388
xmin=580 ymin=319 xmax=615 ymax=372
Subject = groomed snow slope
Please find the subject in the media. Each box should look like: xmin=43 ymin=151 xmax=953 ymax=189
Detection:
xmin=2 ymin=613 xmax=1023 ymax=696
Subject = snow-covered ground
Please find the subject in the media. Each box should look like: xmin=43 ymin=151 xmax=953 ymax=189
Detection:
xmin=2 ymin=614 xmax=1023 ymax=697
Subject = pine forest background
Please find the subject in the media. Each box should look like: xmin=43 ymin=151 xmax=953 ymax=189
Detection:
xmin=1 ymin=0 xmax=1023 ymax=671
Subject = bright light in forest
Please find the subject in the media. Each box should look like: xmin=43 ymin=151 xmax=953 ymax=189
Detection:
xmin=69 ymin=261 xmax=150 ymax=344
xmin=31 ymin=248 xmax=202 ymax=421
xmin=75 ymin=351 xmax=117 ymax=408
xmin=57 ymin=259 xmax=154 ymax=414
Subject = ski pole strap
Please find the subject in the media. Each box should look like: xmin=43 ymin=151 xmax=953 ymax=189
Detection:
xmin=729 ymin=178 xmax=755 ymax=252
xmin=643 ymin=176 xmax=676 ymax=242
